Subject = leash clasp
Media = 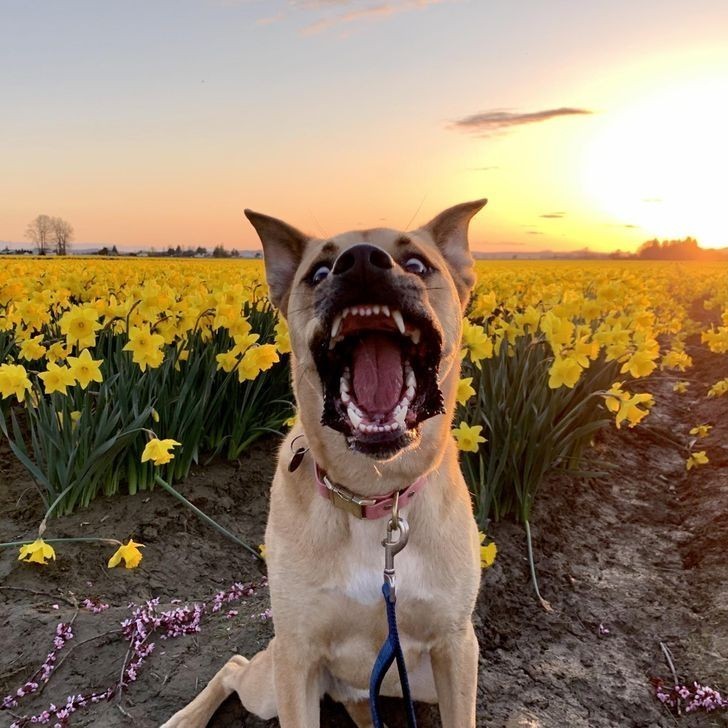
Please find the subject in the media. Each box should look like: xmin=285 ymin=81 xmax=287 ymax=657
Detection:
xmin=382 ymin=494 xmax=409 ymax=601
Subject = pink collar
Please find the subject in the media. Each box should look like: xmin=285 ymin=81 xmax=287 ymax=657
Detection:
xmin=314 ymin=462 xmax=426 ymax=520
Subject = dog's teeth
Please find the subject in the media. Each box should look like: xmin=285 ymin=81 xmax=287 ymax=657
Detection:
xmin=372 ymin=305 xmax=380 ymax=315
xmin=382 ymin=305 xmax=390 ymax=317
xmin=341 ymin=390 xmax=351 ymax=404
xmin=392 ymin=309 xmax=405 ymax=334
xmin=410 ymin=328 xmax=421 ymax=345
xmin=348 ymin=404 xmax=363 ymax=430
xmin=406 ymin=368 xmax=416 ymax=389
xmin=342 ymin=307 xmax=350 ymax=318
xmin=405 ymin=385 xmax=415 ymax=400
xmin=340 ymin=376 xmax=349 ymax=393
xmin=393 ymin=405 xmax=407 ymax=429
xmin=331 ymin=314 xmax=343 ymax=339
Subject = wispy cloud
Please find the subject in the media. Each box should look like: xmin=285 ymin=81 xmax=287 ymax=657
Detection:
xmin=295 ymin=0 xmax=452 ymax=34
xmin=470 ymin=165 xmax=500 ymax=172
xmin=451 ymin=107 xmax=592 ymax=136
xmin=256 ymin=11 xmax=286 ymax=24
xmin=539 ymin=211 xmax=566 ymax=219
xmin=527 ymin=230 xmax=544 ymax=235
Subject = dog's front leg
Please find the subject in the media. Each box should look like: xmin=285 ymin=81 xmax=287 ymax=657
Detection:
xmin=273 ymin=636 xmax=322 ymax=727
xmin=430 ymin=621 xmax=479 ymax=728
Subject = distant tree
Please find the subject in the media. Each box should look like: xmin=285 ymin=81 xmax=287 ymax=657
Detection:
xmin=25 ymin=214 xmax=54 ymax=255
xmin=97 ymin=246 xmax=110 ymax=256
xmin=637 ymin=237 xmax=701 ymax=260
xmin=111 ymin=245 xmax=119 ymax=256
xmin=195 ymin=246 xmax=208 ymax=257
xmin=50 ymin=216 xmax=73 ymax=255
xmin=212 ymin=245 xmax=230 ymax=258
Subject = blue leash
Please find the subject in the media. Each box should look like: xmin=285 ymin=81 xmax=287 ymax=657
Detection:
xmin=369 ymin=512 xmax=417 ymax=728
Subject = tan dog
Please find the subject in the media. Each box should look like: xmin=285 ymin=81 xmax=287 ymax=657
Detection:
xmin=162 ymin=199 xmax=487 ymax=727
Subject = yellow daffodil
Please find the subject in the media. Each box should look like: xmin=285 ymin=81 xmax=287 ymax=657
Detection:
xmin=452 ymin=422 xmax=486 ymax=452
xmin=59 ymin=306 xmax=102 ymax=348
xmin=19 ymin=335 xmax=47 ymax=361
xmin=479 ymin=532 xmax=497 ymax=569
xmin=215 ymin=349 xmax=240 ymax=373
xmin=686 ymin=451 xmax=709 ymax=470
xmin=18 ymin=538 xmax=56 ymax=565
xmin=548 ymin=354 xmax=583 ymax=389
xmin=141 ymin=438 xmax=181 ymax=465
xmin=456 ymin=377 xmax=476 ymax=406
xmin=689 ymin=424 xmax=712 ymax=438
xmin=238 ymin=344 xmax=279 ymax=382
xmin=283 ymin=412 xmax=297 ymax=428
xmin=38 ymin=362 xmax=76 ymax=395
xmin=673 ymin=380 xmax=689 ymax=393
xmin=123 ymin=325 xmax=165 ymax=371
xmin=460 ymin=319 xmax=493 ymax=364
xmin=620 ymin=349 xmax=658 ymax=379
xmin=67 ymin=349 xmax=103 ymax=389
xmin=707 ymin=378 xmax=728 ymax=398
xmin=107 ymin=539 xmax=144 ymax=569
xmin=0 ymin=363 xmax=33 ymax=402
xmin=258 ymin=543 xmax=267 ymax=560
xmin=275 ymin=319 xmax=291 ymax=354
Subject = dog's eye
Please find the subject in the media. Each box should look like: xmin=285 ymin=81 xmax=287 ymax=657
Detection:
xmin=403 ymin=257 xmax=428 ymax=276
xmin=311 ymin=264 xmax=331 ymax=285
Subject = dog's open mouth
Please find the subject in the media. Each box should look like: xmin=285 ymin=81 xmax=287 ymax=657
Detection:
xmin=312 ymin=303 xmax=444 ymax=457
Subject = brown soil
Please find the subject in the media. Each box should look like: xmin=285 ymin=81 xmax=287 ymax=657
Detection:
xmin=1 ymin=350 xmax=726 ymax=728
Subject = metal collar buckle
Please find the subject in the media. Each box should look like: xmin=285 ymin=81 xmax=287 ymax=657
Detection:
xmin=320 ymin=474 xmax=376 ymax=519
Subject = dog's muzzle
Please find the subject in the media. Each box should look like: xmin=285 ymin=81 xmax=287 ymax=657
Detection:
xmin=310 ymin=244 xmax=445 ymax=459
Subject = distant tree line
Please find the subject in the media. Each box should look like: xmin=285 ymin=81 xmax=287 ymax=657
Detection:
xmin=25 ymin=214 xmax=74 ymax=255
xmin=635 ymin=237 xmax=728 ymax=261
xmin=149 ymin=245 xmax=240 ymax=258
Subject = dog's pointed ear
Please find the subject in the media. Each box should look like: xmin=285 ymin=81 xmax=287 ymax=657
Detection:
xmin=418 ymin=199 xmax=487 ymax=306
xmin=244 ymin=209 xmax=310 ymax=315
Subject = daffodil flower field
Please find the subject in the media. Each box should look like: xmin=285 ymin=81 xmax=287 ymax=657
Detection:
xmin=0 ymin=257 xmax=727 ymax=726
xmin=0 ymin=258 xmax=726 ymax=542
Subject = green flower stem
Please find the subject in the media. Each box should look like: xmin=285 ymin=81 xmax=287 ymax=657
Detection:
xmin=154 ymin=474 xmax=261 ymax=560
xmin=524 ymin=520 xmax=553 ymax=613
xmin=1 ymin=537 xmax=119 ymax=548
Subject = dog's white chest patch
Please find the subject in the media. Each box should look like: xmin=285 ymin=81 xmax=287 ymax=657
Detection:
xmin=340 ymin=519 xmax=428 ymax=605
xmin=343 ymin=566 xmax=385 ymax=605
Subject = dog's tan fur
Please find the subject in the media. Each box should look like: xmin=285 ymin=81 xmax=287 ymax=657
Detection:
xmin=162 ymin=200 xmax=487 ymax=727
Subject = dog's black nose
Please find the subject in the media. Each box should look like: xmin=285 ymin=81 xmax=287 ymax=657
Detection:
xmin=332 ymin=244 xmax=394 ymax=278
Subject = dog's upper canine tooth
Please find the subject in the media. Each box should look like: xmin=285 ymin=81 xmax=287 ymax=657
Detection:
xmin=392 ymin=309 xmax=405 ymax=334
xmin=331 ymin=314 xmax=343 ymax=339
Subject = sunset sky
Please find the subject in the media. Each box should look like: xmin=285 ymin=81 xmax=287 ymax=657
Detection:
xmin=2 ymin=0 xmax=727 ymax=253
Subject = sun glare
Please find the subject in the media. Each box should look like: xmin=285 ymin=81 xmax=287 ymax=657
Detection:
xmin=582 ymin=74 xmax=728 ymax=248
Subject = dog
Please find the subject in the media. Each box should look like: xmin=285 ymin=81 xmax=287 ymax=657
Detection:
xmin=162 ymin=199 xmax=487 ymax=727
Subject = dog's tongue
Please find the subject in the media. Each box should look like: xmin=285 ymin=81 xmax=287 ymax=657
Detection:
xmin=352 ymin=333 xmax=403 ymax=414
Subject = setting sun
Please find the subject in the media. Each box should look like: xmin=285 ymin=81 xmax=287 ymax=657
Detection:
xmin=583 ymin=73 xmax=728 ymax=248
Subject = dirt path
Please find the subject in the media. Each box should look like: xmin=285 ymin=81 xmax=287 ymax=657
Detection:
xmin=1 ymin=353 xmax=726 ymax=727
